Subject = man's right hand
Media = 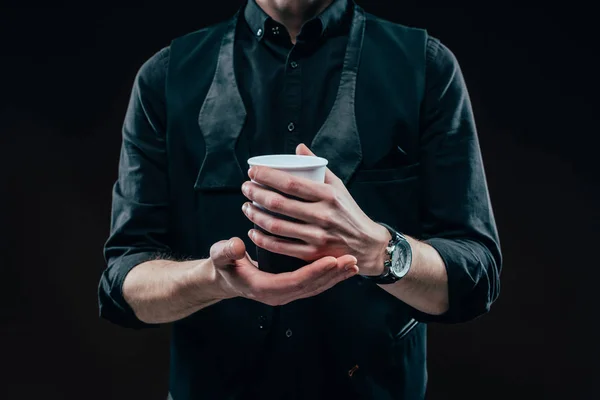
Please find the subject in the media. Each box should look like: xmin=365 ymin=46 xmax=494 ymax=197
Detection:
xmin=207 ymin=237 xmax=359 ymax=306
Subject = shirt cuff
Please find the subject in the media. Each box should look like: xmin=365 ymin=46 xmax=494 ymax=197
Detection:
xmin=98 ymin=251 xmax=162 ymax=329
xmin=409 ymin=237 xmax=491 ymax=324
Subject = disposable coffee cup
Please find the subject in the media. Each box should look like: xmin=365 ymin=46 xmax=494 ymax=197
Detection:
xmin=247 ymin=154 xmax=328 ymax=274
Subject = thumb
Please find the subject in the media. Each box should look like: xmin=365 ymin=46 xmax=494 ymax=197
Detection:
xmin=210 ymin=237 xmax=247 ymax=268
xmin=296 ymin=143 xmax=340 ymax=186
xmin=296 ymin=143 xmax=316 ymax=157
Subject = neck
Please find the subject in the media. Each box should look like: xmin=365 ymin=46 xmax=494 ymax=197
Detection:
xmin=255 ymin=0 xmax=334 ymax=42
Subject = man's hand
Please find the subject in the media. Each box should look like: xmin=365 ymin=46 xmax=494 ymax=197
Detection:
xmin=208 ymin=237 xmax=359 ymax=306
xmin=240 ymin=143 xmax=390 ymax=276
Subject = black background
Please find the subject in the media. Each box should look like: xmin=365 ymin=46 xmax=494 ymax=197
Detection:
xmin=1 ymin=2 xmax=598 ymax=399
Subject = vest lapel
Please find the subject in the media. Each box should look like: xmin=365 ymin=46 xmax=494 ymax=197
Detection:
xmin=310 ymin=5 xmax=366 ymax=186
xmin=195 ymin=11 xmax=246 ymax=191
xmin=195 ymin=5 xmax=366 ymax=189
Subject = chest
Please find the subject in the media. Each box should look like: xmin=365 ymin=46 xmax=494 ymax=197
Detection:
xmin=235 ymin=33 xmax=346 ymax=154
xmin=165 ymin=25 xmax=426 ymax=255
xmin=234 ymin=35 xmax=422 ymax=164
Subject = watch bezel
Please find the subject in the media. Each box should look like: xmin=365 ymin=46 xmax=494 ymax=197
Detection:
xmin=390 ymin=234 xmax=412 ymax=278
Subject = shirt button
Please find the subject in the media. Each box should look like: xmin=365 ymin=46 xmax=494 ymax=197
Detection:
xmin=287 ymin=122 xmax=295 ymax=132
xmin=256 ymin=28 xmax=263 ymax=37
xmin=285 ymin=329 xmax=293 ymax=338
xmin=258 ymin=315 xmax=268 ymax=329
xmin=272 ymin=26 xmax=280 ymax=35
xmin=290 ymin=61 xmax=298 ymax=69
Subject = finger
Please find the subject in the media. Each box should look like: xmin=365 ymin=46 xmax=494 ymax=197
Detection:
xmin=283 ymin=258 xmax=359 ymax=304
xmin=294 ymin=266 xmax=358 ymax=302
xmin=336 ymin=254 xmax=358 ymax=268
xmin=293 ymin=256 xmax=359 ymax=301
xmin=243 ymin=202 xmax=326 ymax=244
xmin=296 ymin=143 xmax=341 ymax=186
xmin=248 ymin=256 xmax=357 ymax=306
xmin=245 ymin=166 xmax=331 ymax=202
xmin=210 ymin=237 xmax=247 ymax=268
xmin=297 ymin=265 xmax=359 ymax=299
xmin=248 ymin=228 xmax=318 ymax=261
xmin=256 ymin=256 xmax=339 ymax=297
xmin=241 ymin=181 xmax=323 ymax=224
xmin=298 ymin=257 xmax=357 ymax=295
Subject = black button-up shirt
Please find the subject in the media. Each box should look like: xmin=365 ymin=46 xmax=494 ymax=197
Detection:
xmin=238 ymin=0 xmax=350 ymax=156
xmin=99 ymin=0 xmax=502 ymax=399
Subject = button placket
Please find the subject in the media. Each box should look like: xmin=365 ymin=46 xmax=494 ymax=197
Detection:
xmin=281 ymin=47 xmax=302 ymax=153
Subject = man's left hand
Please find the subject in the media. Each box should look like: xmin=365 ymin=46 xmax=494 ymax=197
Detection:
xmin=241 ymin=143 xmax=391 ymax=276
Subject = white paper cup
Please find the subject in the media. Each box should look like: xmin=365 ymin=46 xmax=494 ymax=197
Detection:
xmin=246 ymin=154 xmax=328 ymax=273
xmin=247 ymin=154 xmax=328 ymax=212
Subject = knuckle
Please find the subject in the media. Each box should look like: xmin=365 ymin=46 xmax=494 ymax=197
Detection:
xmin=251 ymin=232 xmax=262 ymax=245
xmin=323 ymin=187 xmax=337 ymax=203
xmin=315 ymin=231 xmax=330 ymax=246
xmin=210 ymin=240 xmax=228 ymax=260
xmin=285 ymin=177 xmax=299 ymax=192
xmin=270 ymin=240 xmax=283 ymax=253
xmin=267 ymin=195 xmax=284 ymax=211
xmin=316 ymin=211 xmax=333 ymax=228
xmin=267 ymin=219 xmax=281 ymax=234
xmin=324 ymin=255 xmax=338 ymax=265
xmin=209 ymin=242 xmax=220 ymax=258
xmin=252 ymin=167 xmax=261 ymax=182
xmin=308 ymin=247 xmax=321 ymax=260
xmin=300 ymin=253 xmax=313 ymax=262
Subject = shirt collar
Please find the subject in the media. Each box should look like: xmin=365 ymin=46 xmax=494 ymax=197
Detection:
xmin=244 ymin=0 xmax=350 ymax=41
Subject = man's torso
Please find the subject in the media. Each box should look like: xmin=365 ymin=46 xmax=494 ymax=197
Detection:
xmin=161 ymin=2 xmax=430 ymax=398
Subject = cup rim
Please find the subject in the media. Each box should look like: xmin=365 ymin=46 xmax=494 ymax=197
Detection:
xmin=247 ymin=154 xmax=328 ymax=169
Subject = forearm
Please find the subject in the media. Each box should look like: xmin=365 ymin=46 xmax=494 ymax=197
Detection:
xmin=122 ymin=258 xmax=226 ymax=324
xmin=378 ymin=236 xmax=449 ymax=316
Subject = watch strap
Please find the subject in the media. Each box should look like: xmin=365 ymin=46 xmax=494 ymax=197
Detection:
xmin=362 ymin=222 xmax=402 ymax=284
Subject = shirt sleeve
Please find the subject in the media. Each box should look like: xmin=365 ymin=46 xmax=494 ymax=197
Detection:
xmin=97 ymin=47 xmax=171 ymax=329
xmin=410 ymin=37 xmax=502 ymax=324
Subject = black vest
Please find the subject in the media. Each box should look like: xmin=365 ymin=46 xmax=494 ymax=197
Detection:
xmin=165 ymin=4 xmax=430 ymax=400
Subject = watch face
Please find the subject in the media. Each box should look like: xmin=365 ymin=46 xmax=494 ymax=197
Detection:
xmin=391 ymin=240 xmax=411 ymax=277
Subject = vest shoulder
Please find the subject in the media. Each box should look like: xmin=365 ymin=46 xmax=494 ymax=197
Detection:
xmin=364 ymin=12 xmax=429 ymax=40
xmin=170 ymin=19 xmax=230 ymax=49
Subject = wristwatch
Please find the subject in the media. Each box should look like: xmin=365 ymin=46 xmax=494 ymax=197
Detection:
xmin=363 ymin=222 xmax=412 ymax=285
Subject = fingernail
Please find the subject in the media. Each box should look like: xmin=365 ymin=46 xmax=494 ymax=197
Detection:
xmin=248 ymin=229 xmax=255 ymax=239
xmin=241 ymin=183 xmax=248 ymax=195
xmin=242 ymin=203 xmax=248 ymax=213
